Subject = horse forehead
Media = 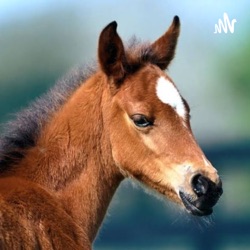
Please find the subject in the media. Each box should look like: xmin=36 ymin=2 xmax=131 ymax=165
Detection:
xmin=156 ymin=76 xmax=186 ymax=118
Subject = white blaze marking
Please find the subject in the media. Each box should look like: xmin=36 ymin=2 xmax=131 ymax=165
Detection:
xmin=156 ymin=76 xmax=186 ymax=118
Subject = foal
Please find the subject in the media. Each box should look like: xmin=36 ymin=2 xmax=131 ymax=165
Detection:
xmin=0 ymin=16 xmax=222 ymax=249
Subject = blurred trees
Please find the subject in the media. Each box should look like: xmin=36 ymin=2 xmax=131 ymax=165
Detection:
xmin=217 ymin=22 xmax=250 ymax=135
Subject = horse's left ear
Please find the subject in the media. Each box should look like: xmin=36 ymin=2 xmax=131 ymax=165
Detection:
xmin=150 ymin=16 xmax=180 ymax=69
xmin=98 ymin=21 xmax=127 ymax=83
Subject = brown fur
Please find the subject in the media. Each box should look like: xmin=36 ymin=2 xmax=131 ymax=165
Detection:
xmin=0 ymin=17 xmax=222 ymax=249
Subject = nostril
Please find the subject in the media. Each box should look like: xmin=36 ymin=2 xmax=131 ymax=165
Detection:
xmin=217 ymin=178 xmax=223 ymax=196
xmin=192 ymin=174 xmax=209 ymax=197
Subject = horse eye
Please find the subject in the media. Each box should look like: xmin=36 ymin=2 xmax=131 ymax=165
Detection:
xmin=131 ymin=114 xmax=152 ymax=128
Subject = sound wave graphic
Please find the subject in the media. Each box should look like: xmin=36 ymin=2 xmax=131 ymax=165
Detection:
xmin=214 ymin=13 xmax=237 ymax=34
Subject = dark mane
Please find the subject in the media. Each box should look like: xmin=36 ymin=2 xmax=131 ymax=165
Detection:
xmin=125 ymin=37 xmax=158 ymax=73
xmin=0 ymin=64 xmax=96 ymax=171
xmin=0 ymin=39 xmax=160 ymax=172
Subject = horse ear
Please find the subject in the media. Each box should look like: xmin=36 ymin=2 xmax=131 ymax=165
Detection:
xmin=98 ymin=21 xmax=127 ymax=82
xmin=150 ymin=16 xmax=180 ymax=69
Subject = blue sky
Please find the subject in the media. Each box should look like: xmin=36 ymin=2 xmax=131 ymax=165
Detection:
xmin=0 ymin=0 xmax=248 ymax=24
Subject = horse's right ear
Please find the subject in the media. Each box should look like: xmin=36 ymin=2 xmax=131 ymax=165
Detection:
xmin=98 ymin=21 xmax=127 ymax=83
xmin=150 ymin=16 xmax=180 ymax=69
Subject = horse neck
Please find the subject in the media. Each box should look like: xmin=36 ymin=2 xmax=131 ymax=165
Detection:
xmin=14 ymin=72 xmax=124 ymax=242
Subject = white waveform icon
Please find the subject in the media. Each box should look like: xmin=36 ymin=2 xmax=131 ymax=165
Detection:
xmin=214 ymin=13 xmax=237 ymax=34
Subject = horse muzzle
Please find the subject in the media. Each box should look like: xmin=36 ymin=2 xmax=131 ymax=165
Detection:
xmin=179 ymin=174 xmax=223 ymax=216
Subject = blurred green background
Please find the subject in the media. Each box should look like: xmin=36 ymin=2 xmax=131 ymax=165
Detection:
xmin=1 ymin=1 xmax=250 ymax=249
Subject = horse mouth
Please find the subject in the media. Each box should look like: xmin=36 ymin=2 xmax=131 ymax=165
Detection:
xmin=179 ymin=191 xmax=213 ymax=216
